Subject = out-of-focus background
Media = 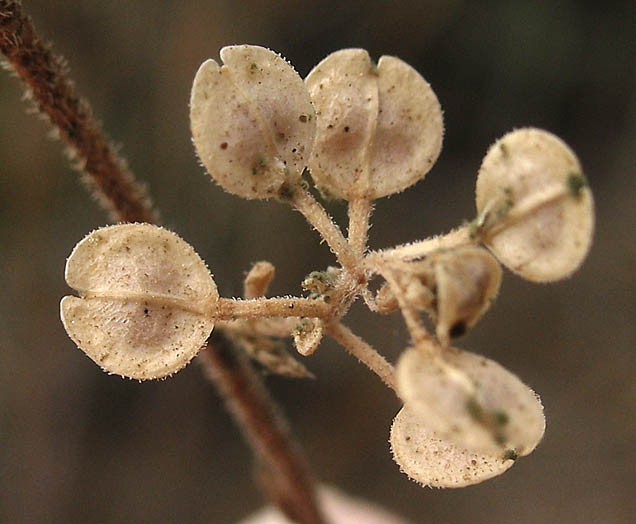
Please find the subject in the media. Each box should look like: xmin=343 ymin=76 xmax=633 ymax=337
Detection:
xmin=1 ymin=1 xmax=634 ymax=523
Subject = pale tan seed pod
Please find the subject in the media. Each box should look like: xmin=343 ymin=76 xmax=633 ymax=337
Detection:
xmin=60 ymin=224 xmax=217 ymax=380
xmin=429 ymin=247 xmax=502 ymax=346
xmin=396 ymin=344 xmax=545 ymax=456
xmin=306 ymin=49 xmax=443 ymax=200
xmin=293 ymin=318 xmax=324 ymax=356
xmin=475 ymin=128 xmax=594 ymax=282
xmin=190 ymin=45 xmax=316 ymax=199
xmin=390 ymin=406 xmax=515 ymax=488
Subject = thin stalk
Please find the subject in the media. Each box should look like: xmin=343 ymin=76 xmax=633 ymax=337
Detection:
xmin=289 ymin=186 xmax=359 ymax=271
xmin=347 ymin=197 xmax=372 ymax=257
xmin=379 ymin=268 xmax=434 ymax=348
xmin=326 ymin=321 xmax=396 ymax=392
xmin=215 ymin=296 xmax=331 ymax=320
xmin=0 ymin=0 xmax=156 ymax=223
xmin=366 ymin=225 xmax=472 ymax=266
xmin=201 ymin=332 xmax=325 ymax=524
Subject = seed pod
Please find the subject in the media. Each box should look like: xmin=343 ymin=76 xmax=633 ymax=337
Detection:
xmin=293 ymin=318 xmax=324 ymax=356
xmin=429 ymin=247 xmax=502 ymax=346
xmin=190 ymin=45 xmax=316 ymax=199
xmin=396 ymin=344 xmax=545 ymax=456
xmin=382 ymin=247 xmax=501 ymax=344
xmin=475 ymin=128 xmax=594 ymax=282
xmin=306 ymin=49 xmax=443 ymax=200
xmin=60 ymin=224 xmax=217 ymax=380
xmin=390 ymin=406 xmax=515 ymax=488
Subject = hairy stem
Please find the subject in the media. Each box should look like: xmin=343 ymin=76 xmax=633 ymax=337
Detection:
xmin=201 ymin=332 xmax=325 ymax=524
xmin=289 ymin=186 xmax=359 ymax=271
xmin=379 ymin=268 xmax=434 ymax=347
xmin=215 ymin=296 xmax=332 ymax=320
xmin=326 ymin=321 xmax=396 ymax=392
xmin=366 ymin=225 xmax=472 ymax=266
xmin=1 ymin=3 xmax=323 ymax=519
xmin=0 ymin=0 xmax=156 ymax=223
xmin=347 ymin=197 xmax=372 ymax=257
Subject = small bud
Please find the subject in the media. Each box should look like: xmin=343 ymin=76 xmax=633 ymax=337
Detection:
xmin=60 ymin=224 xmax=217 ymax=380
xmin=475 ymin=128 xmax=594 ymax=282
xmin=396 ymin=344 xmax=545 ymax=456
xmin=233 ymin=333 xmax=313 ymax=379
xmin=190 ymin=45 xmax=316 ymax=199
xmin=374 ymin=282 xmax=399 ymax=314
xmin=243 ymin=261 xmax=276 ymax=299
xmin=293 ymin=318 xmax=324 ymax=356
xmin=390 ymin=406 xmax=515 ymax=488
xmin=306 ymin=49 xmax=443 ymax=200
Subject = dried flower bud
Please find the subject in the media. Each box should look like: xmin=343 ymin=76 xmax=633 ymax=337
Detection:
xmin=306 ymin=49 xmax=443 ymax=200
xmin=293 ymin=318 xmax=324 ymax=356
xmin=475 ymin=128 xmax=594 ymax=282
xmin=190 ymin=45 xmax=316 ymax=199
xmin=428 ymin=247 xmax=502 ymax=346
xmin=243 ymin=261 xmax=276 ymax=299
xmin=396 ymin=344 xmax=545 ymax=456
xmin=374 ymin=282 xmax=399 ymax=314
xmin=390 ymin=406 xmax=515 ymax=488
xmin=232 ymin=333 xmax=313 ymax=379
xmin=60 ymin=224 xmax=217 ymax=380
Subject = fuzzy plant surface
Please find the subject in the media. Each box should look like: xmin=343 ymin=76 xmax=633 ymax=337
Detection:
xmin=60 ymin=45 xmax=594 ymax=489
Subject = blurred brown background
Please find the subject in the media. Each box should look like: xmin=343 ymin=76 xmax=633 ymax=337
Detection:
xmin=1 ymin=1 xmax=634 ymax=523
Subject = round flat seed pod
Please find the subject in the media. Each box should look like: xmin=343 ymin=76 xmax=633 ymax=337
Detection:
xmin=190 ymin=45 xmax=316 ymax=199
xmin=475 ymin=128 xmax=594 ymax=282
xmin=61 ymin=224 xmax=217 ymax=380
xmin=396 ymin=345 xmax=545 ymax=456
xmin=306 ymin=49 xmax=443 ymax=200
xmin=390 ymin=406 xmax=515 ymax=488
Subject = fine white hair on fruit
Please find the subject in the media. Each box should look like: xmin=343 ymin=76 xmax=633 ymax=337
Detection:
xmin=306 ymin=48 xmax=443 ymax=200
xmin=475 ymin=128 xmax=594 ymax=282
xmin=61 ymin=223 xmax=217 ymax=380
xmin=190 ymin=45 xmax=316 ymax=200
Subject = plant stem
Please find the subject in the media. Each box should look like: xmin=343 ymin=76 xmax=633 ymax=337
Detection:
xmin=366 ymin=225 xmax=471 ymax=265
xmin=326 ymin=321 xmax=396 ymax=392
xmin=0 ymin=0 xmax=156 ymax=223
xmin=215 ymin=296 xmax=331 ymax=320
xmin=1 ymin=4 xmax=324 ymax=520
xmin=290 ymin=186 xmax=359 ymax=271
xmin=379 ymin=268 xmax=434 ymax=347
xmin=201 ymin=332 xmax=325 ymax=524
xmin=347 ymin=197 xmax=372 ymax=257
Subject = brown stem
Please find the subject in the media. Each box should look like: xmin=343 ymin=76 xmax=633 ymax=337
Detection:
xmin=1 ymin=2 xmax=323 ymax=520
xmin=0 ymin=0 xmax=157 ymax=223
xmin=201 ymin=331 xmax=325 ymax=524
